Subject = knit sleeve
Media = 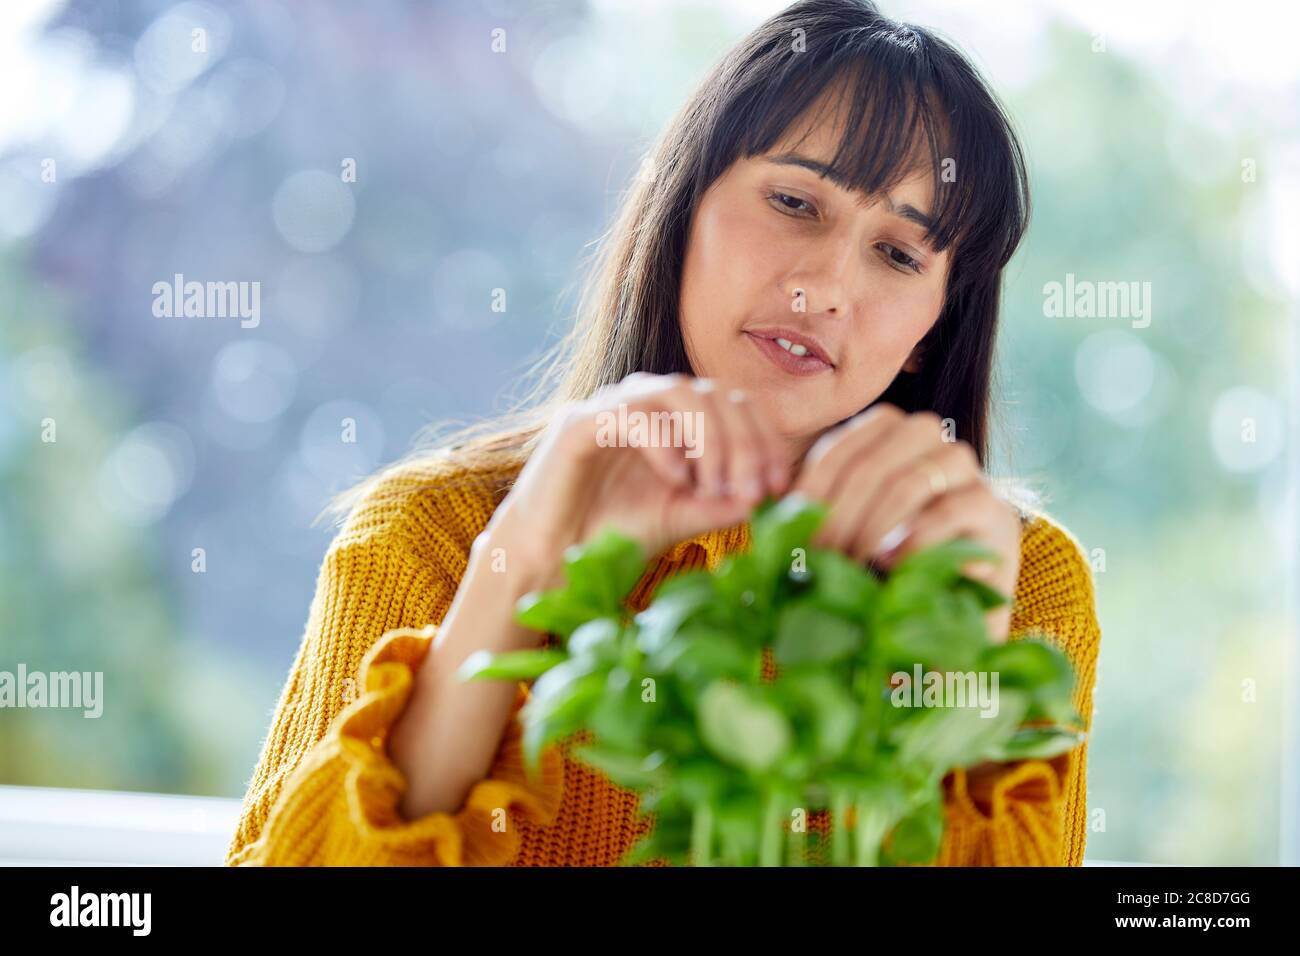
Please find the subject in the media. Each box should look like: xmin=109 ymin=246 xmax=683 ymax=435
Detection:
xmin=925 ymin=511 xmax=1102 ymax=867
xmin=227 ymin=624 xmax=564 ymax=866
xmin=223 ymin=463 xmax=565 ymax=866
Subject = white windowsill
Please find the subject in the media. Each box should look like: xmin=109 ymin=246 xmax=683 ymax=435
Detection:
xmin=0 ymin=784 xmax=242 ymax=867
xmin=0 ymin=783 xmax=1151 ymax=866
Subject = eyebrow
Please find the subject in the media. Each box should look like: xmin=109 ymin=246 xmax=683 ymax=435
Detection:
xmin=764 ymin=151 xmax=935 ymax=231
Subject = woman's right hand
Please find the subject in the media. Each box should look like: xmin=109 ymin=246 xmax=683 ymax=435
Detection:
xmin=484 ymin=372 xmax=792 ymax=593
xmin=393 ymin=372 xmax=790 ymax=819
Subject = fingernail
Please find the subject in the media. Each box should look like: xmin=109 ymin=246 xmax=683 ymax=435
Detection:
xmin=742 ymin=478 xmax=763 ymax=500
xmin=768 ymin=465 xmax=787 ymax=490
xmin=875 ymin=523 xmax=909 ymax=557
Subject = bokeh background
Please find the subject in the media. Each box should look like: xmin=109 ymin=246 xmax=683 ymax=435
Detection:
xmin=1 ymin=0 xmax=1296 ymax=865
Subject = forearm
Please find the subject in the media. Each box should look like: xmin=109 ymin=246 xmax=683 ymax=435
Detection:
xmin=388 ymin=531 xmax=551 ymax=820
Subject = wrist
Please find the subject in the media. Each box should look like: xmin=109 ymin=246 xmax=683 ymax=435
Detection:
xmin=410 ymin=532 xmax=557 ymax=695
xmin=468 ymin=523 xmax=563 ymax=601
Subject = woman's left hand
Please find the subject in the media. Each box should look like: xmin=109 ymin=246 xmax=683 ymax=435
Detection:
xmin=788 ymin=403 xmax=1022 ymax=642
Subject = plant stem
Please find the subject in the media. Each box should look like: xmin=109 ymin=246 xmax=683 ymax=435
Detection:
xmin=691 ymin=803 xmax=713 ymax=867
xmin=862 ymin=659 xmax=883 ymax=752
xmin=787 ymin=820 xmax=805 ymax=866
xmin=760 ymin=788 xmax=784 ymax=867
xmin=831 ymin=789 xmax=851 ymax=867
xmin=854 ymin=799 xmax=886 ymax=867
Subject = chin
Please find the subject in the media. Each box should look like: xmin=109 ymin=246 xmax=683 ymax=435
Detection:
xmin=704 ymin=354 xmax=835 ymax=438
xmin=748 ymin=391 xmax=825 ymax=443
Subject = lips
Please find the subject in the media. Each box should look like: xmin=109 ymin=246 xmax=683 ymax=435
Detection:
xmin=743 ymin=327 xmax=832 ymax=374
xmin=743 ymin=329 xmax=835 ymax=377
xmin=743 ymin=327 xmax=835 ymax=366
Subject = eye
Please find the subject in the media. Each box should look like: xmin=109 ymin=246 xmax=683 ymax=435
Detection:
xmin=766 ymin=191 xmax=816 ymax=218
xmin=877 ymin=242 xmax=923 ymax=274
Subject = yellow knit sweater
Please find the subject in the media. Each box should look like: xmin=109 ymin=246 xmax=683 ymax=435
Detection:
xmin=225 ymin=455 xmax=1101 ymax=867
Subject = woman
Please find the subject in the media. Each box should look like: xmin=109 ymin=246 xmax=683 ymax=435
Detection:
xmin=225 ymin=0 xmax=1101 ymax=867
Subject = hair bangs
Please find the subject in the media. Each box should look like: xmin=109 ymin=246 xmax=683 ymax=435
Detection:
xmin=705 ymin=13 xmax=1028 ymax=278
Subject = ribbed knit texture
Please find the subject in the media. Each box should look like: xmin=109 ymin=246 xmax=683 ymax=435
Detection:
xmin=225 ymin=455 xmax=1101 ymax=867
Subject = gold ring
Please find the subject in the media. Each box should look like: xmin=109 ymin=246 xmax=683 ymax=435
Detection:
xmin=921 ymin=460 xmax=949 ymax=496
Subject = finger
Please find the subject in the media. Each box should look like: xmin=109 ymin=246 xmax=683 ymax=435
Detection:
xmin=812 ymin=451 xmax=879 ymax=555
xmin=564 ymin=395 xmax=691 ymax=491
xmin=666 ymin=473 xmax=764 ymax=534
xmin=810 ymin=409 xmax=946 ymax=555
xmin=870 ymin=484 xmax=1020 ymax=644
xmin=629 ymin=429 xmax=695 ymax=490
xmin=580 ymin=378 xmax=709 ymax=491
xmin=791 ymin=403 xmax=902 ymax=505
xmin=631 ymin=379 xmax=759 ymax=505
xmin=685 ymin=378 xmax=731 ymax=498
xmin=848 ymin=439 xmax=982 ymax=563
xmin=871 ymin=483 xmax=998 ymax=570
xmin=726 ymin=386 xmax=794 ymax=495
xmin=722 ymin=387 xmax=780 ymax=502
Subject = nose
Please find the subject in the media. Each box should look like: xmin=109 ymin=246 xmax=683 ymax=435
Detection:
xmin=782 ymin=233 xmax=856 ymax=317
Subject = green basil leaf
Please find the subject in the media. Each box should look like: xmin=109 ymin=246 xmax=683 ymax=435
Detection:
xmin=876 ymin=610 xmax=984 ymax=672
xmin=646 ymin=627 xmax=755 ymax=684
xmin=520 ymin=660 xmax=606 ymax=765
xmin=713 ymin=553 xmax=762 ymax=604
xmin=890 ymin=537 xmax=1001 ymax=583
xmin=585 ymin=668 xmax=653 ymax=751
xmin=978 ymin=639 xmax=1075 ymax=697
xmin=697 ymin=681 xmax=792 ymax=773
xmin=881 ymin=789 xmax=945 ymax=865
xmin=782 ymin=671 xmax=858 ymax=761
xmin=980 ymin=724 xmax=1086 ymax=762
xmin=952 ymin=574 xmax=1010 ymax=610
xmin=563 ymin=527 xmax=647 ymax=612
xmin=752 ymin=494 xmax=828 ymax=583
xmin=456 ymin=648 xmax=568 ymax=683
xmin=634 ymin=575 xmax=715 ymax=655
xmin=674 ymin=760 xmax=729 ymax=805
xmin=773 ymin=602 xmax=863 ymax=666
xmin=568 ymin=617 xmax=623 ymax=665
xmin=572 ymin=744 xmax=667 ymax=789
xmin=891 ymin=687 xmax=1029 ymax=775
xmin=514 ymin=589 xmax=599 ymax=638
xmin=808 ymin=547 xmax=879 ymax=616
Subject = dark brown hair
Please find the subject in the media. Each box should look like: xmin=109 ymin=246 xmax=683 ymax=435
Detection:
xmin=329 ymin=0 xmax=1033 ymax=520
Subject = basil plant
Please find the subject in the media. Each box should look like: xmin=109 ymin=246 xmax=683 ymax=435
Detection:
xmin=460 ymin=495 xmax=1084 ymax=866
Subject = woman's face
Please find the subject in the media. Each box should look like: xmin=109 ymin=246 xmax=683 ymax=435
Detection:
xmin=679 ymin=106 xmax=951 ymax=465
